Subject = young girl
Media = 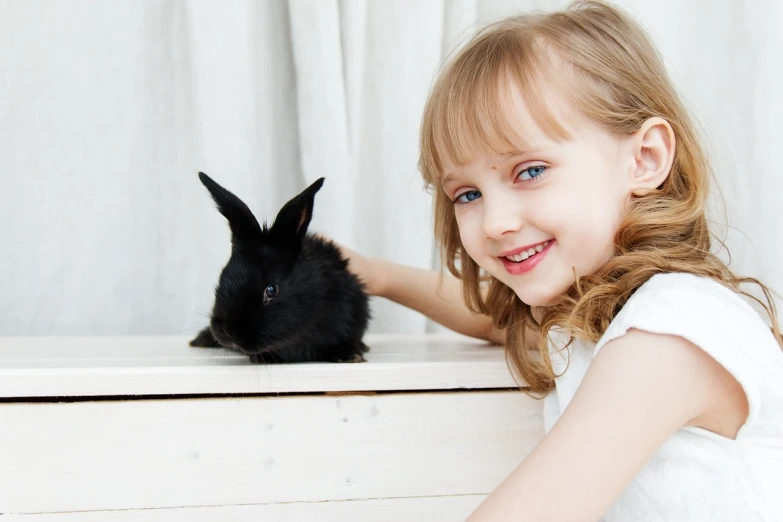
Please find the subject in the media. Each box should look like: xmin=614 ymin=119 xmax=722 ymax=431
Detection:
xmin=338 ymin=1 xmax=783 ymax=520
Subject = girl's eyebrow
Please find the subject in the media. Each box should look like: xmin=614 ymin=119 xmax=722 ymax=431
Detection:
xmin=440 ymin=172 xmax=462 ymax=186
xmin=495 ymin=149 xmax=530 ymax=161
xmin=440 ymin=150 xmax=530 ymax=186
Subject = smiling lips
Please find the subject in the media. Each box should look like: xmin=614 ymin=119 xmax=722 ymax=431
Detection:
xmin=499 ymin=240 xmax=553 ymax=275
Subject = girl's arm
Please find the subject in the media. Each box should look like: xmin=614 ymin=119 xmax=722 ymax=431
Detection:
xmin=333 ymin=242 xmax=505 ymax=344
xmin=465 ymin=328 xmax=749 ymax=522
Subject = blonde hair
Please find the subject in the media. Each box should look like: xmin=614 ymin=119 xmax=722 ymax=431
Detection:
xmin=419 ymin=0 xmax=782 ymax=396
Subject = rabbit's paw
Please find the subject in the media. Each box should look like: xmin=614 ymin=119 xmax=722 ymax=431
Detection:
xmin=337 ymin=352 xmax=367 ymax=363
xmin=190 ymin=327 xmax=221 ymax=348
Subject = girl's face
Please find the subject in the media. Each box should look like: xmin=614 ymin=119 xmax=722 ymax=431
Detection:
xmin=440 ymin=84 xmax=636 ymax=307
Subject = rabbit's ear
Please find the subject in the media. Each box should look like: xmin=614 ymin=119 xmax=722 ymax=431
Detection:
xmin=198 ymin=172 xmax=263 ymax=243
xmin=269 ymin=177 xmax=325 ymax=245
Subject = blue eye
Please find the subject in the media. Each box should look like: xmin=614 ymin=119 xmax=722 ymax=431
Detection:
xmin=455 ymin=190 xmax=481 ymax=204
xmin=517 ymin=165 xmax=547 ymax=182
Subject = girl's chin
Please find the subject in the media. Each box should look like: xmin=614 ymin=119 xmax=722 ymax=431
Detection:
xmin=508 ymin=280 xmax=570 ymax=308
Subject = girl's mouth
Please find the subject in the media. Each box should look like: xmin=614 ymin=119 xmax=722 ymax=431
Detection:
xmin=500 ymin=240 xmax=553 ymax=275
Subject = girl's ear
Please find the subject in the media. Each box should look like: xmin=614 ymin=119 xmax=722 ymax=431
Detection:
xmin=628 ymin=116 xmax=676 ymax=194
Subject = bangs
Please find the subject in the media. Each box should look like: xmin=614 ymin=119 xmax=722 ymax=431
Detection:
xmin=420 ymin=28 xmax=572 ymax=186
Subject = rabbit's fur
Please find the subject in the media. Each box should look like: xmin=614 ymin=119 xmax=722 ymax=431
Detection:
xmin=190 ymin=172 xmax=370 ymax=363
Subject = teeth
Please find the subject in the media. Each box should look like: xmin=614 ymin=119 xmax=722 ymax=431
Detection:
xmin=505 ymin=240 xmax=550 ymax=263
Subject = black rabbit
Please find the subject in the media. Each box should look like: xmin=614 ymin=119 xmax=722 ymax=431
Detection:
xmin=190 ymin=172 xmax=370 ymax=363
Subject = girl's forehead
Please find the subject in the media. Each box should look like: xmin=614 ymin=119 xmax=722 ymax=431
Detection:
xmin=420 ymin=44 xmax=607 ymax=186
xmin=436 ymin=79 xmax=581 ymax=172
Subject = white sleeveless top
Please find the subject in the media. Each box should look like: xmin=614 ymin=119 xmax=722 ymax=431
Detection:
xmin=543 ymin=273 xmax=783 ymax=521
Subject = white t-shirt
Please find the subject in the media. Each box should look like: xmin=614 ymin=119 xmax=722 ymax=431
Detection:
xmin=543 ymin=272 xmax=783 ymax=521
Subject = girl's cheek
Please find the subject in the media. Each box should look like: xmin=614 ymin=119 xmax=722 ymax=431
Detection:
xmin=454 ymin=212 xmax=474 ymax=236
xmin=458 ymin=222 xmax=482 ymax=257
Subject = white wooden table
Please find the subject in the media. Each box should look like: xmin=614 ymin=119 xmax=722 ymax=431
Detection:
xmin=0 ymin=333 xmax=544 ymax=521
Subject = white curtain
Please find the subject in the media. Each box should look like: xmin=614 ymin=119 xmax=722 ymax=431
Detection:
xmin=1 ymin=0 xmax=781 ymax=336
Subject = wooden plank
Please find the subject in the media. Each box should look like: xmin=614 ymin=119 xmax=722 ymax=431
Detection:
xmin=0 ymin=391 xmax=543 ymax=514
xmin=0 ymin=334 xmax=519 ymax=398
xmin=0 ymin=494 xmax=485 ymax=521
xmin=2 ymin=494 xmax=485 ymax=521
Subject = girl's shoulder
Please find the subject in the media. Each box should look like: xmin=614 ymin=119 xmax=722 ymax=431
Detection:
xmin=597 ymin=271 xmax=780 ymax=360
xmin=595 ymin=271 xmax=783 ymax=436
xmin=624 ymin=271 xmax=760 ymax=308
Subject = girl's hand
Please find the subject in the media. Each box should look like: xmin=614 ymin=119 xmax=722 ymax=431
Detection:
xmin=318 ymin=235 xmax=503 ymax=344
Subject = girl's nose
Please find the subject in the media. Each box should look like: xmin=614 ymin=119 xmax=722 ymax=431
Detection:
xmin=482 ymin=198 xmax=524 ymax=239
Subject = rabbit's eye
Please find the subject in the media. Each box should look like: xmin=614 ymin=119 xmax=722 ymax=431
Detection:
xmin=263 ymin=284 xmax=279 ymax=304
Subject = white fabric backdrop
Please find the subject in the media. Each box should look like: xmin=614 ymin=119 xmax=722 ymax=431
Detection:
xmin=1 ymin=0 xmax=781 ymax=336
